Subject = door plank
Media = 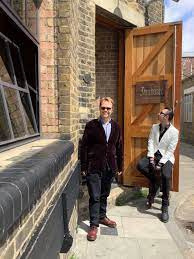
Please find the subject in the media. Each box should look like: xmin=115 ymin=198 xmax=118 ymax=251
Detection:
xmin=133 ymin=74 xmax=170 ymax=84
xmin=123 ymin=30 xmax=133 ymax=183
xmin=131 ymin=104 xmax=154 ymax=125
xmin=133 ymin=30 xmax=174 ymax=78
xmin=173 ymin=24 xmax=182 ymax=192
xmin=132 ymin=24 xmax=171 ymax=36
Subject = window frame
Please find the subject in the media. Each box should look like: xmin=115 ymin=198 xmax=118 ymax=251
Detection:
xmin=0 ymin=29 xmax=39 ymax=149
xmin=0 ymin=1 xmax=39 ymax=45
xmin=184 ymin=93 xmax=193 ymax=123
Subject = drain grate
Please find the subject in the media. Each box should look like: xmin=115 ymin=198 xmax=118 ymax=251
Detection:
xmin=100 ymin=227 xmax=118 ymax=236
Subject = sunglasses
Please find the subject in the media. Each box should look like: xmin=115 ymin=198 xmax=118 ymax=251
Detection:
xmin=160 ymin=112 xmax=168 ymax=116
xmin=101 ymin=107 xmax=112 ymax=110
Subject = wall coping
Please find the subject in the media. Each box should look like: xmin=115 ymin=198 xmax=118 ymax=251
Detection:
xmin=0 ymin=139 xmax=74 ymax=242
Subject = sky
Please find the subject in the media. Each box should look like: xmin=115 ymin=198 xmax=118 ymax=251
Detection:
xmin=164 ymin=0 xmax=194 ymax=54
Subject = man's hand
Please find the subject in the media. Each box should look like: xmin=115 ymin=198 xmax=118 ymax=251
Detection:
xmin=81 ymin=171 xmax=87 ymax=177
xmin=117 ymin=171 xmax=122 ymax=176
xmin=155 ymin=162 xmax=163 ymax=171
xmin=149 ymin=157 xmax=155 ymax=170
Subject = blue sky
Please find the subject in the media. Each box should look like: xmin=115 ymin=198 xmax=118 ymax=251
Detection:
xmin=164 ymin=0 xmax=194 ymax=53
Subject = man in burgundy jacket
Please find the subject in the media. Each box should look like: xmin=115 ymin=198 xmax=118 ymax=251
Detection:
xmin=80 ymin=97 xmax=123 ymax=241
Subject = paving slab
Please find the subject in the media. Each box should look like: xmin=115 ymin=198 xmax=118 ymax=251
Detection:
xmin=121 ymin=217 xmax=172 ymax=239
xmin=86 ymin=236 xmax=141 ymax=259
xmin=138 ymin=238 xmax=183 ymax=259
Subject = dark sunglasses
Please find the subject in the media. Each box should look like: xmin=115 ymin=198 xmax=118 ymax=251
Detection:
xmin=160 ymin=111 xmax=168 ymax=116
xmin=101 ymin=107 xmax=112 ymax=110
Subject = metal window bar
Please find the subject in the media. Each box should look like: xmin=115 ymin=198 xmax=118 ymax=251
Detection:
xmin=28 ymin=84 xmax=37 ymax=94
xmin=0 ymin=81 xmax=29 ymax=93
xmin=27 ymin=92 xmax=38 ymax=133
xmin=17 ymin=47 xmax=28 ymax=89
xmin=6 ymin=40 xmax=29 ymax=135
xmin=0 ymin=32 xmax=18 ymax=49
xmin=18 ymin=49 xmax=38 ymax=132
xmin=0 ymin=84 xmax=14 ymax=139
xmin=17 ymin=90 xmax=29 ymax=135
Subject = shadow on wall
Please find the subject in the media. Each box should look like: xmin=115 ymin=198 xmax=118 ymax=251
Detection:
xmin=114 ymin=6 xmax=123 ymax=18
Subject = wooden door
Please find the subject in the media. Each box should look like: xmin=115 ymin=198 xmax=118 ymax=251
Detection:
xmin=123 ymin=23 xmax=182 ymax=191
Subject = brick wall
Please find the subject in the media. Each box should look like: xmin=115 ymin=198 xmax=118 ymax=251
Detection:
xmin=182 ymin=57 xmax=194 ymax=79
xmin=78 ymin=0 xmax=96 ymax=134
xmin=57 ymin=0 xmax=80 ymax=149
xmin=39 ymin=0 xmax=59 ymax=138
xmin=96 ymin=24 xmax=119 ymax=121
xmin=145 ymin=0 xmax=164 ymax=25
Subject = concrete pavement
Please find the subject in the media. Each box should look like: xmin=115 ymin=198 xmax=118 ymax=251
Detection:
xmin=72 ymin=142 xmax=194 ymax=259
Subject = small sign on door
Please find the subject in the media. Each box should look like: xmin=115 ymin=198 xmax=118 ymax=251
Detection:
xmin=135 ymin=80 xmax=167 ymax=104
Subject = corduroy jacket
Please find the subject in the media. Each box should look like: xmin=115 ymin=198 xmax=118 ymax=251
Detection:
xmin=80 ymin=119 xmax=123 ymax=173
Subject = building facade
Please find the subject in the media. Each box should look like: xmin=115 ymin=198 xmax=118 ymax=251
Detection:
xmin=0 ymin=0 xmax=164 ymax=258
xmin=181 ymin=53 xmax=194 ymax=144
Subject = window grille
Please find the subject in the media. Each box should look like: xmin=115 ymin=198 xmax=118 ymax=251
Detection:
xmin=0 ymin=32 xmax=39 ymax=146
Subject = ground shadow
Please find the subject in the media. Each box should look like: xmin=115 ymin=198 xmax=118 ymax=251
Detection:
xmin=126 ymin=196 xmax=162 ymax=219
xmin=115 ymin=187 xmax=163 ymax=220
xmin=78 ymin=221 xmax=90 ymax=233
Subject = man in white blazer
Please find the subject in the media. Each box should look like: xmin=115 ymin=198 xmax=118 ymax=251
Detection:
xmin=137 ymin=107 xmax=179 ymax=222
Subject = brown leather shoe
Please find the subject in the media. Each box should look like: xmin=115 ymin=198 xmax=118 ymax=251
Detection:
xmin=99 ymin=217 xmax=116 ymax=228
xmin=87 ymin=226 xmax=98 ymax=241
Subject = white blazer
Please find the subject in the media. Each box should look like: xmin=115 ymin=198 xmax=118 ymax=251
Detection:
xmin=147 ymin=123 xmax=179 ymax=164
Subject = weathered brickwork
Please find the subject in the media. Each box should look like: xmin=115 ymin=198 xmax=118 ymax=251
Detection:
xmin=78 ymin=0 xmax=97 ymax=134
xmin=182 ymin=56 xmax=194 ymax=79
xmin=145 ymin=0 xmax=164 ymax=25
xmin=96 ymin=24 xmax=119 ymax=121
xmin=39 ymin=0 xmax=59 ymax=138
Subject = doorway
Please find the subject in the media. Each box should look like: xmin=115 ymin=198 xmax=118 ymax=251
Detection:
xmin=95 ymin=23 xmax=119 ymax=121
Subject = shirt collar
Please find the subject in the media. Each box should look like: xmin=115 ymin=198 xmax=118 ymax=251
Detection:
xmin=159 ymin=123 xmax=170 ymax=131
xmin=99 ymin=117 xmax=112 ymax=125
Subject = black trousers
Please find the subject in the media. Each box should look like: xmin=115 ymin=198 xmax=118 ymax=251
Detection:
xmin=137 ymin=157 xmax=173 ymax=207
xmin=86 ymin=168 xmax=115 ymax=227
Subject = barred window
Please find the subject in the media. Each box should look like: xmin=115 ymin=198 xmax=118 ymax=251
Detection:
xmin=0 ymin=32 xmax=39 ymax=146
xmin=3 ymin=0 xmax=38 ymax=37
xmin=184 ymin=94 xmax=193 ymax=122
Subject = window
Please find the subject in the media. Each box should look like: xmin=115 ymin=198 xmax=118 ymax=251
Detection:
xmin=184 ymin=94 xmax=193 ymax=122
xmin=3 ymin=0 xmax=38 ymax=37
xmin=0 ymin=32 xmax=38 ymax=145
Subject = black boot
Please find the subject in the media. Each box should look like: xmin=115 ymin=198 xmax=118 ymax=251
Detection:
xmin=147 ymin=194 xmax=154 ymax=209
xmin=161 ymin=206 xmax=169 ymax=223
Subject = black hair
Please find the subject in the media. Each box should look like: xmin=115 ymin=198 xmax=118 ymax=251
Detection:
xmin=164 ymin=107 xmax=174 ymax=121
